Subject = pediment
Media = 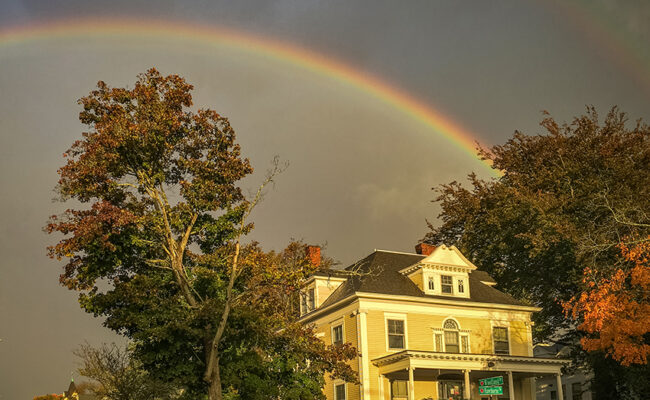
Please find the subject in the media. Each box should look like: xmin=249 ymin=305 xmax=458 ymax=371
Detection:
xmin=420 ymin=245 xmax=477 ymax=270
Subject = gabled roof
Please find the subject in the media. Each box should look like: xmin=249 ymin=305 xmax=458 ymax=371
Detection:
xmin=319 ymin=250 xmax=524 ymax=309
xmin=418 ymin=244 xmax=478 ymax=270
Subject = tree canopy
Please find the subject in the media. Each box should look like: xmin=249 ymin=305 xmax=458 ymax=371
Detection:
xmin=47 ymin=69 xmax=356 ymax=400
xmin=425 ymin=107 xmax=649 ymax=398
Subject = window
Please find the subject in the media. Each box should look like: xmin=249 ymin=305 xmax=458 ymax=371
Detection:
xmin=461 ymin=335 xmax=469 ymax=353
xmin=571 ymin=383 xmax=581 ymax=400
xmin=391 ymin=380 xmax=408 ymax=399
xmin=442 ymin=319 xmax=461 ymax=353
xmin=562 ymin=385 xmax=566 ymax=400
xmin=334 ymin=383 xmax=346 ymax=400
xmin=493 ymin=327 xmax=509 ymax=354
xmin=332 ymin=324 xmax=343 ymax=345
xmin=307 ymin=288 xmax=315 ymax=311
xmin=428 ymin=276 xmax=435 ymax=290
xmin=301 ymin=294 xmax=307 ymax=314
xmin=435 ymin=333 xmax=443 ymax=351
xmin=458 ymin=279 xmax=465 ymax=293
xmin=445 ymin=330 xmax=460 ymax=353
xmin=550 ymin=390 xmax=557 ymax=400
xmin=441 ymin=275 xmax=453 ymax=294
xmin=387 ymin=319 xmax=405 ymax=349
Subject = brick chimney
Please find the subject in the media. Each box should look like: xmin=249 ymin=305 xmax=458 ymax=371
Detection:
xmin=415 ymin=243 xmax=436 ymax=256
xmin=306 ymin=245 xmax=321 ymax=266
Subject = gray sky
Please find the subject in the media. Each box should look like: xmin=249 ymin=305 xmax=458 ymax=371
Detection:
xmin=1 ymin=1 xmax=648 ymax=398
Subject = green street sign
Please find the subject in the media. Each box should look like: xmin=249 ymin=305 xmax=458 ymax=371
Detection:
xmin=479 ymin=376 xmax=504 ymax=386
xmin=479 ymin=386 xmax=504 ymax=395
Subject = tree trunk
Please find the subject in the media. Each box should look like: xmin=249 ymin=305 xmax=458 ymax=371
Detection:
xmin=207 ymin=356 xmax=222 ymax=400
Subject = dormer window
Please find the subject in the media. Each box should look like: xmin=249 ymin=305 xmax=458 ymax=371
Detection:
xmin=458 ymin=280 xmax=465 ymax=293
xmin=307 ymin=288 xmax=315 ymax=310
xmin=441 ymin=275 xmax=453 ymax=294
xmin=428 ymin=277 xmax=435 ymax=290
xmin=301 ymin=287 xmax=316 ymax=315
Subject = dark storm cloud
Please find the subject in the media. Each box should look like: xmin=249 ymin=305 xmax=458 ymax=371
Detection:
xmin=0 ymin=1 xmax=648 ymax=399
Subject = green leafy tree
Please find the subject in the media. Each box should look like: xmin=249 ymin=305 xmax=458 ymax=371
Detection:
xmin=47 ymin=69 xmax=356 ymax=400
xmin=424 ymin=107 xmax=650 ymax=399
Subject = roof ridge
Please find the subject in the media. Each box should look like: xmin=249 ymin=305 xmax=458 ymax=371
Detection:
xmin=373 ymin=249 xmax=423 ymax=256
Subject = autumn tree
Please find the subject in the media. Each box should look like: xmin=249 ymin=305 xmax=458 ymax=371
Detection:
xmin=424 ymin=107 xmax=649 ymax=398
xmin=47 ymin=69 xmax=356 ymax=400
xmin=33 ymin=395 xmax=64 ymax=400
xmin=566 ymin=238 xmax=650 ymax=365
xmin=74 ymin=342 xmax=179 ymax=400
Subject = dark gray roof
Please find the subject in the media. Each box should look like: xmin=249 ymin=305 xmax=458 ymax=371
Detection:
xmin=472 ymin=270 xmax=497 ymax=284
xmin=319 ymin=250 xmax=524 ymax=308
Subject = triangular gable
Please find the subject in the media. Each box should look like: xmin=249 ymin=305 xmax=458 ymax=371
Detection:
xmin=419 ymin=245 xmax=477 ymax=270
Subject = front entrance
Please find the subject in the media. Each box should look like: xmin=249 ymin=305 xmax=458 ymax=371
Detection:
xmin=438 ymin=380 xmax=463 ymax=400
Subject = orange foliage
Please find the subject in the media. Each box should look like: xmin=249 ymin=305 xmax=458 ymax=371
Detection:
xmin=565 ymin=237 xmax=650 ymax=365
xmin=33 ymin=395 xmax=64 ymax=400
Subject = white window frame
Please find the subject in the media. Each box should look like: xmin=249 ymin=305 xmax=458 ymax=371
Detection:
xmin=390 ymin=379 xmax=409 ymax=400
xmin=427 ymin=275 xmax=435 ymax=291
xmin=333 ymin=380 xmax=347 ymax=400
xmin=331 ymin=318 xmax=345 ymax=346
xmin=434 ymin=318 xmax=471 ymax=354
xmin=384 ymin=313 xmax=408 ymax=352
xmin=300 ymin=284 xmax=317 ymax=315
xmin=491 ymin=323 xmax=511 ymax=355
xmin=441 ymin=275 xmax=454 ymax=294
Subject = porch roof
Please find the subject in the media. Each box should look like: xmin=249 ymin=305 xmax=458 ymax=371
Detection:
xmin=372 ymin=350 xmax=569 ymax=375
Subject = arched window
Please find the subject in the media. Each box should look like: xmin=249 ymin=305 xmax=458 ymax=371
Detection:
xmin=443 ymin=319 xmax=459 ymax=330
xmin=436 ymin=319 xmax=470 ymax=354
xmin=443 ymin=319 xmax=459 ymax=353
xmin=428 ymin=276 xmax=435 ymax=290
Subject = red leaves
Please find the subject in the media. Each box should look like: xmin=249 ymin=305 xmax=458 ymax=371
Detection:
xmin=46 ymin=201 xmax=137 ymax=289
xmin=564 ymin=238 xmax=650 ymax=365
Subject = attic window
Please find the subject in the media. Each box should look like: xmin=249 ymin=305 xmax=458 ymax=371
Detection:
xmin=428 ymin=277 xmax=435 ymax=290
xmin=441 ymin=275 xmax=453 ymax=294
xmin=307 ymin=288 xmax=315 ymax=311
xmin=458 ymin=280 xmax=465 ymax=293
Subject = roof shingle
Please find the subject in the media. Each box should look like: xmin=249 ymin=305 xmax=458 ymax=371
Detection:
xmin=319 ymin=250 xmax=523 ymax=308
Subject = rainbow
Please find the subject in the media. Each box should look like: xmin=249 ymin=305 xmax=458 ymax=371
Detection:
xmin=0 ymin=18 xmax=498 ymax=176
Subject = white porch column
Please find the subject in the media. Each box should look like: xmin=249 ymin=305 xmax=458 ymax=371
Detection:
xmin=408 ymin=367 xmax=415 ymax=400
xmin=378 ymin=374 xmax=384 ymax=400
xmin=556 ymin=374 xmax=564 ymax=400
xmin=508 ymin=370 xmax=515 ymax=400
xmin=528 ymin=377 xmax=536 ymax=400
xmin=463 ymin=369 xmax=471 ymax=399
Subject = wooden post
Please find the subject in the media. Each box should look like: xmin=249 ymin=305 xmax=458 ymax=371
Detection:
xmin=556 ymin=374 xmax=564 ymax=400
xmin=408 ymin=367 xmax=415 ymax=400
xmin=508 ymin=370 xmax=515 ymax=400
xmin=464 ymin=369 xmax=471 ymax=399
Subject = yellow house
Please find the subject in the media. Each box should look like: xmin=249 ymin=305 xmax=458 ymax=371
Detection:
xmin=299 ymin=244 xmax=568 ymax=400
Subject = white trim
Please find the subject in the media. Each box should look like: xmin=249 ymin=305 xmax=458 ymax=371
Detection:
xmin=526 ymin=321 xmax=534 ymax=357
xmin=490 ymin=321 xmax=512 ymax=355
xmin=441 ymin=317 xmax=462 ymax=353
xmin=358 ymin=310 xmax=371 ymax=400
xmin=302 ymin=275 xmax=347 ymax=286
xmin=384 ymin=313 xmax=408 ymax=352
xmin=330 ymin=317 xmax=345 ymax=345
xmin=374 ymin=249 xmax=420 ymax=256
xmin=333 ymin=380 xmax=347 ymax=400
xmin=298 ymin=290 xmax=539 ymax=324
xmin=358 ymin=292 xmax=541 ymax=312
